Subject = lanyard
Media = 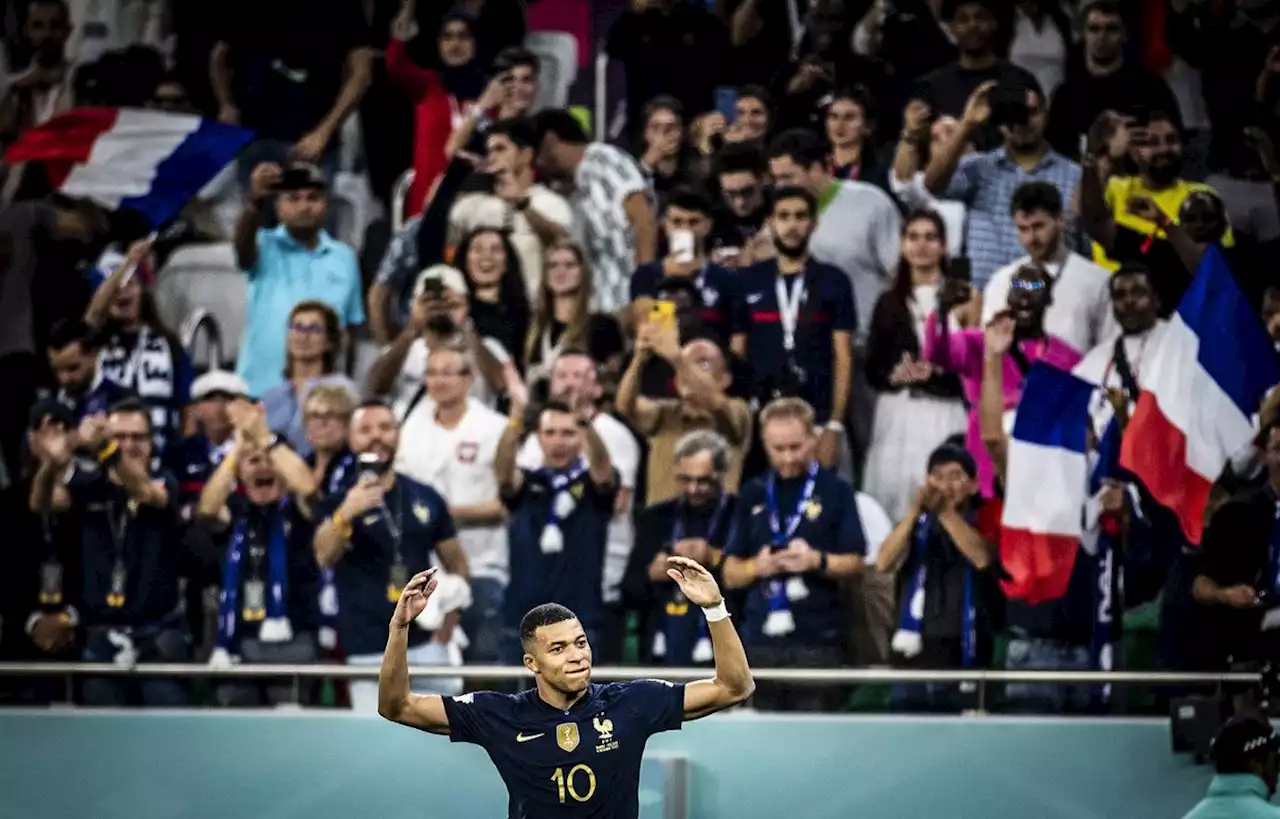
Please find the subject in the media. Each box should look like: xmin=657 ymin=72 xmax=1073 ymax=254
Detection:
xmin=672 ymin=495 xmax=729 ymax=544
xmin=766 ymin=461 xmax=819 ymax=547
xmin=775 ymin=273 xmax=806 ymax=351
xmin=379 ymin=481 xmax=406 ymax=564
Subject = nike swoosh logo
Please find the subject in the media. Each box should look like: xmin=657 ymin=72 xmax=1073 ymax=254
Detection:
xmin=516 ymin=732 xmax=545 ymax=743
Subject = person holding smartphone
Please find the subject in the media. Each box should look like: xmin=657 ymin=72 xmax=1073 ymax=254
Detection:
xmin=630 ymin=188 xmax=738 ymax=347
xmin=313 ymin=400 xmax=470 ymax=711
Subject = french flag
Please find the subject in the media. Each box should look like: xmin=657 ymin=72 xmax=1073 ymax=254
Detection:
xmin=1000 ymin=363 xmax=1096 ymax=604
xmin=4 ymin=107 xmax=254 ymax=228
xmin=1119 ymin=247 xmax=1279 ymax=545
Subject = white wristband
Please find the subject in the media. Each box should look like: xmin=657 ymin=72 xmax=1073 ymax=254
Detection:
xmin=702 ymin=600 xmax=730 ymax=623
xmin=825 ymin=420 xmax=845 ymax=432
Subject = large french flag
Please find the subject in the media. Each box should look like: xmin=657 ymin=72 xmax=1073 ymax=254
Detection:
xmin=1119 ymin=247 xmax=1279 ymax=545
xmin=1000 ymin=363 xmax=1096 ymax=604
xmin=4 ymin=107 xmax=253 ymax=227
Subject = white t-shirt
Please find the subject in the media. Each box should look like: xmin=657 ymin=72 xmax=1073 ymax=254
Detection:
xmin=855 ymin=491 xmax=894 ymax=566
xmin=388 ymin=338 xmax=495 ymax=419
xmin=396 ymin=397 xmax=510 ymax=584
xmin=516 ymin=412 xmax=641 ymax=603
xmin=449 ymin=184 xmax=576 ymax=299
xmin=982 ymin=251 xmax=1118 ymax=356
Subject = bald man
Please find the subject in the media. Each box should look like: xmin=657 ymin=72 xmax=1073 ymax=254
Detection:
xmin=618 ymin=326 xmax=753 ymax=506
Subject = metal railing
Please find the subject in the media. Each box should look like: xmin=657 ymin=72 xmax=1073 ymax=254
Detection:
xmin=0 ymin=664 xmax=1256 ymax=712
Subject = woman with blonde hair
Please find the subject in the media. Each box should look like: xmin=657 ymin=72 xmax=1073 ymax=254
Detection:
xmin=522 ymin=240 xmax=625 ymax=385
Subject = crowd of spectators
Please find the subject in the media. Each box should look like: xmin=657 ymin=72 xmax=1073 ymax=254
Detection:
xmin=2 ymin=0 xmax=1280 ymax=715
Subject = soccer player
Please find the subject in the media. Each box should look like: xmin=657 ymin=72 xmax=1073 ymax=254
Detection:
xmin=377 ymin=558 xmax=754 ymax=818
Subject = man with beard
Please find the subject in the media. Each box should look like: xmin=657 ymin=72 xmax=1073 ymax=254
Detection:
xmin=314 ymin=400 xmax=469 ymax=711
xmin=983 ymin=181 xmax=1117 ymax=355
xmin=924 ymin=77 xmax=1082 ymax=290
xmin=1072 ymin=263 xmax=1166 ymax=410
xmin=365 ymin=264 xmax=499 ymax=416
xmin=44 ymin=319 xmax=135 ymax=429
xmin=195 ymin=398 xmax=320 ymax=704
xmin=730 ymin=186 xmax=855 ymax=471
xmin=1080 ymin=108 xmax=1233 ymax=308
xmin=0 ymin=0 xmax=73 ymax=142
xmin=235 ymin=162 xmax=365 ymax=398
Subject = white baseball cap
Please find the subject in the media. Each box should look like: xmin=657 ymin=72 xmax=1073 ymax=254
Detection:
xmin=191 ymin=370 xmax=249 ymax=401
xmin=413 ymin=264 xmax=468 ymax=299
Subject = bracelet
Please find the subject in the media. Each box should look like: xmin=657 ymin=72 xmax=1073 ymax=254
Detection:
xmin=97 ymin=440 xmax=120 ymax=466
xmin=330 ymin=512 xmax=354 ymax=539
xmin=825 ymin=420 xmax=845 ymax=433
xmin=819 ymin=551 xmax=830 ymax=574
xmin=702 ymin=600 xmax=730 ymax=623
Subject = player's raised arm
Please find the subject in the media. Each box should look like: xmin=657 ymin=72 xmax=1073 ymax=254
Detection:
xmin=378 ymin=568 xmax=452 ymax=734
xmin=666 ymin=556 xmax=755 ymax=720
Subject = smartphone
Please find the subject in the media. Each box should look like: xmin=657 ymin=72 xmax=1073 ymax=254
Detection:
xmin=420 ymin=277 xmax=444 ymax=299
xmin=358 ymin=451 xmax=391 ymax=480
xmin=950 ymin=257 xmax=971 ymax=283
xmin=670 ymin=229 xmax=695 ymax=263
xmin=650 ymin=300 xmax=677 ymax=331
xmin=715 ymin=86 xmax=737 ymax=122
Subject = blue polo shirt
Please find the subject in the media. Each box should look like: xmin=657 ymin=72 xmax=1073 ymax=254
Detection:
xmin=67 ymin=464 xmax=183 ymax=627
xmin=317 ymin=471 xmax=456 ymax=656
xmin=729 ymin=259 xmax=856 ymax=424
xmin=502 ymin=468 xmax=618 ymax=632
xmin=236 ymin=226 xmax=365 ymax=398
xmin=724 ymin=466 xmax=865 ymax=646
xmin=629 ymin=261 xmax=738 ymax=346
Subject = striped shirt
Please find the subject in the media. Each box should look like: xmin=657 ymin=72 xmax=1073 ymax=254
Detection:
xmin=944 ymin=148 xmax=1082 ymax=289
xmin=572 ymin=143 xmax=651 ymax=313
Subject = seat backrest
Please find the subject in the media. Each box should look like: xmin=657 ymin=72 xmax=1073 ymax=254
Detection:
xmin=525 ymin=31 xmax=578 ymax=112
xmin=154 ymin=242 xmax=247 ymax=364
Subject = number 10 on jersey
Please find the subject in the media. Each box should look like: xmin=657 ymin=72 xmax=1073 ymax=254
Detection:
xmin=551 ymin=764 xmax=596 ymax=803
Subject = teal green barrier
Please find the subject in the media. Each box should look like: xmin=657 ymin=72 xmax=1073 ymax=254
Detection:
xmin=0 ymin=712 xmax=1215 ymax=819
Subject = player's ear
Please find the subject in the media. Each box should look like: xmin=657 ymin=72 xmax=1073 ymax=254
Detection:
xmin=522 ymin=649 xmax=538 ymax=675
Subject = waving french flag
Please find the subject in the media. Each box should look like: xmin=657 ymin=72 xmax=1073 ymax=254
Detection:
xmin=1119 ymin=246 xmax=1278 ymax=545
xmin=1000 ymin=363 xmax=1096 ymax=604
xmin=4 ymin=107 xmax=253 ymax=228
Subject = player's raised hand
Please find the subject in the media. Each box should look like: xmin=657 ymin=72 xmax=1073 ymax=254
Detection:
xmin=666 ymin=556 xmax=723 ymax=608
xmin=390 ymin=568 xmax=438 ymax=629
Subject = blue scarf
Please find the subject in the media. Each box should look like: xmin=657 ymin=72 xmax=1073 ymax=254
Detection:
xmin=538 ymin=458 xmax=588 ymax=554
xmin=655 ymin=496 xmax=728 ymax=664
xmin=216 ymin=500 xmax=291 ymax=654
xmin=1087 ymin=418 xmax=1124 ymax=707
xmin=317 ymin=451 xmax=355 ymax=650
xmin=891 ymin=513 xmax=975 ymax=667
xmin=763 ymin=462 xmax=819 ymax=638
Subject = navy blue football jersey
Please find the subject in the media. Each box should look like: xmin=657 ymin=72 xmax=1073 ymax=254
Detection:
xmin=440 ymin=680 xmax=685 ymax=818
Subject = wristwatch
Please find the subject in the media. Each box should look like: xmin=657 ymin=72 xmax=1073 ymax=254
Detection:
xmin=264 ymin=433 xmax=284 ymax=452
xmin=818 ymin=551 xmax=829 ymax=574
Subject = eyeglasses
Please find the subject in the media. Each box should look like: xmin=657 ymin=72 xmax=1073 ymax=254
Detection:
xmin=304 ymin=410 xmax=347 ymax=422
xmin=290 ymin=322 xmax=326 ymax=335
xmin=676 ymin=474 xmax=717 ymax=487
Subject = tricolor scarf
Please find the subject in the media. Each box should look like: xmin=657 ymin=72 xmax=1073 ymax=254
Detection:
xmin=891 ymin=513 xmax=976 ymax=667
xmin=214 ymin=500 xmax=292 ymax=659
xmin=538 ymin=458 xmax=588 ymax=554
xmin=318 ymin=451 xmax=355 ymax=650
xmin=762 ymin=462 xmax=819 ymax=638
xmin=1084 ymin=418 xmax=1124 ymax=707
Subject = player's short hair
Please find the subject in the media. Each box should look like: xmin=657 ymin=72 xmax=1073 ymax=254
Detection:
xmin=492 ymin=45 xmax=540 ymax=76
xmin=47 ymin=318 xmax=98 ymax=353
xmin=305 ymin=383 xmax=359 ymax=417
xmin=520 ymin=603 xmax=579 ymax=651
xmin=488 ymin=117 xmax=537 ymax=150
xmin=766 ymin=128 xmax=827 ymax=170
xmin=759 ymin=397 xmax=816 ymax=431
xmin=533 ymin=109 xmax=588 ymax=146
xmin=768 ymin=185 xmax=817 ymax=216
xmin=664 ymin=186 xmax=713 ymax=216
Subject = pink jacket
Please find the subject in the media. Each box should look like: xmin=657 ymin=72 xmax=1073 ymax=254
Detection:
xmin=924 ymin=314 xmax=1082 ymax=497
